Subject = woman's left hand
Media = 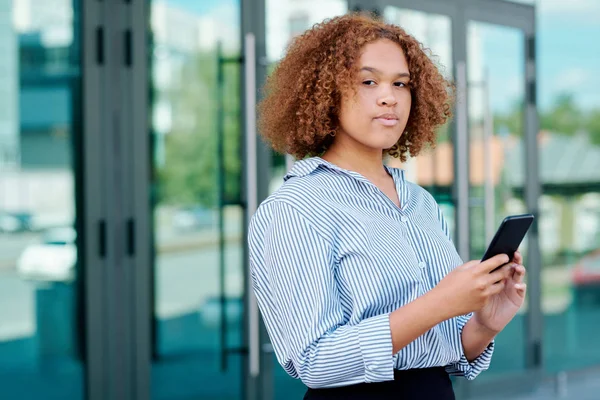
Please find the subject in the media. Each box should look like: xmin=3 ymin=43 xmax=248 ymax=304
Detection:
xmin=473 ymin=251 xmax=527 ymax=334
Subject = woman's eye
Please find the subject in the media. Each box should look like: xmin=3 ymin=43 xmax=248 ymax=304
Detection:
xmin=362 ymin=80 xmax=376 ymax=86
xmin=394 ymin=82 xmax=407 ymax=87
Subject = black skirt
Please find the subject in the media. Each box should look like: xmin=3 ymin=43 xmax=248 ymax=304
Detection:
xmin=303 ymin=367 xmax=455 ymax=400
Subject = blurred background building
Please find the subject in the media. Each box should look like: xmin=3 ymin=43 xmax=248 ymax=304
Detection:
xmin=0 ymin=0 xmax=599 ymax=399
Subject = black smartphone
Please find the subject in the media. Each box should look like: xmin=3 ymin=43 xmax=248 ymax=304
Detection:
xmin=481 ymin=214 xmax=535 ymax=272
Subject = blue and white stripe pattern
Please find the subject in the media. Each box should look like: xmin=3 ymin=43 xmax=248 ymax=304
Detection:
xmin=248 ymin=156 xmax=494 ymax=389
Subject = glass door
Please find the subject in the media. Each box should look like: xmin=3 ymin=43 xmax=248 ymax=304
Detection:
xmin=146 ymin=1 xmax=245 ymax=399
xmin=466 ymin=19 xmax=528 ymax=377
xmin=0 ymin=0 xmax=118 ymax=399
xmin=461 ymin=4 xmax=541 ymax=398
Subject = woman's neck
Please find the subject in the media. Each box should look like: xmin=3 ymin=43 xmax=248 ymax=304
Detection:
xmin=321 ymin=140 xmax=389 ymax=181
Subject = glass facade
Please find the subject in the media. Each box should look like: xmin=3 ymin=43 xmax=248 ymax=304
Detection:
xmin=0 ymin=0 xmax=599 ymax=399
xmin=0 ymin=0 xmax=84 ymax=398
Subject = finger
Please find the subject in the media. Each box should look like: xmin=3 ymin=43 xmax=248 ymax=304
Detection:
xmin=488 ymin=279 xmax=507 ymax=295
xmin=489 ymin=263 xmax=513 ymax=284
xmin=480 ymin=254 xmax=510 ymax=273
xmin=512 ymin=265 xmax=526 ymax=283
xmin=513 ymin=251 xmax=523 ymax=265
xmin=515 ymin=282 xmax=527 ymax=296
xmin=463 ymin=259 xmax=484 ymax=270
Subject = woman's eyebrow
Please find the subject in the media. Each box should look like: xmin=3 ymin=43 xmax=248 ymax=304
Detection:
xmin=359 ymin=66 xmax=410 ymax=78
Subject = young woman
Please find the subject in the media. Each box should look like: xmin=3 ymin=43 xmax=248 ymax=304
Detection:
xmin=248 ymin=13 xmax=527 ymax=400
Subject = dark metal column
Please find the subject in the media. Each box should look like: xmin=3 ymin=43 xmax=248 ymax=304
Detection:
xmin=524 ymin=29 xmax=543 ymax=373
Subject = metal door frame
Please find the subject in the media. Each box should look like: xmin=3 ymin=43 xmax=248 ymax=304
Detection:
xmin=83 ymin=0 xmax=153 ymax=398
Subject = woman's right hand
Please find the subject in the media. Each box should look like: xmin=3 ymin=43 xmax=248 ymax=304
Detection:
xmin=432 ymin=254 xmax=514 ymax=318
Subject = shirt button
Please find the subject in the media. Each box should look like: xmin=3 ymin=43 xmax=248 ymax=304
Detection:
xmin=400 ymin=215 xmax=408 ymax=222
xmin=418 ymin=261 xmax=427 ymax=269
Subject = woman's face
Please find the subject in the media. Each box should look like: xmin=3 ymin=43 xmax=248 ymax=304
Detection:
xmin=337 ymin=39 xmax=412 ymax=152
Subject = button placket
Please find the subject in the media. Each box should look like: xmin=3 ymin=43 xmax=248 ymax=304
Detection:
xmin=417 ymin=260 xmax=434 ymax=292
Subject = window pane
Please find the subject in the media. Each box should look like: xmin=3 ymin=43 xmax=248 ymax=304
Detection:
xmin=0 ymin=0 xmax=84 ymax=398
xmin=467 ymin=20 xmax=529 ymax=378
xmin=149 ymin=0 xmax=244 ymax=398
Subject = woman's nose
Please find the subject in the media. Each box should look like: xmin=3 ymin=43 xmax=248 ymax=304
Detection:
xmin=377 ymin=87 xmax=397 ymax=107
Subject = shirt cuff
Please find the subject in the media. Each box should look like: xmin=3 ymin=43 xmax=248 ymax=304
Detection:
xmin=357 ymin=313 xmax=395 ymax=383
xmin=446 ymin=313 xmax=495 ymax=380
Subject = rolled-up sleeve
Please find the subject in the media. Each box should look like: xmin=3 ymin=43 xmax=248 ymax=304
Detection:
xmin=446 ymin=313 xmax=495 ymax=380
xmin=248 ymin=201 xmax=394 ymax=388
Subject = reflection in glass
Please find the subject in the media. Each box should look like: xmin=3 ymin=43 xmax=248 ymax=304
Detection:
xmin=150 ymin=0 xmax=243 ymax=399
xmin=0 ymin=0 xmax=83 ymax=398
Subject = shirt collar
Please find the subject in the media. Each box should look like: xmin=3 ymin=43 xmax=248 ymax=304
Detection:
xmin=284 ymin=156 xmax=406 ymax=183
xmin=283 ymin=157 xmax=324 ymax=181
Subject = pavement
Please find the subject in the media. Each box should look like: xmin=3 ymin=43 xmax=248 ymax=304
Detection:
xmin=480 ymin=368 xmax=600 ymax=400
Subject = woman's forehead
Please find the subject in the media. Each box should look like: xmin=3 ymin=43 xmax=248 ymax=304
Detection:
xmin=357 ymin=40 xmax=409 ymax=74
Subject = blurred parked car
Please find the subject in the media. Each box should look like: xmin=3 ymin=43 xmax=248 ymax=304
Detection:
xmin=172 ymin=207 xmax=216 ymax=232
xmin=0 ymin=210 xmax=33 ymax=233
xmin=16 ymin=227 xmax=77 ymax=282
xmin=571 ymin=250 xmax=600 ymax=306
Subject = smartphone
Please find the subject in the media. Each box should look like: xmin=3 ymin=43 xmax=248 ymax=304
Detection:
xmin=481 ymin=214 xmax=535 ymax=272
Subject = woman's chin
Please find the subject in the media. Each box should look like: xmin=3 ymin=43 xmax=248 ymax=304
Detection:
xmin=364 ymin=142 xmax=401 ymax=153
xmin=369 ymin=135 xmax=402 ymax=151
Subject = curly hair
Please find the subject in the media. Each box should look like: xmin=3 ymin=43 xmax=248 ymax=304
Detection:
xmin=258 ymin=12 xmax=453 ymax=162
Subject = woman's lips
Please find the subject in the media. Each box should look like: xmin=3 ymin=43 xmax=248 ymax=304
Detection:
xmin=375 ymin=117 xmax=399 ymax=126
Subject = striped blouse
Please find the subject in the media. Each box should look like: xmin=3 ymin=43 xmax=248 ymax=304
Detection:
xmin=248 ymin=156 xmax=494 ymax=389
